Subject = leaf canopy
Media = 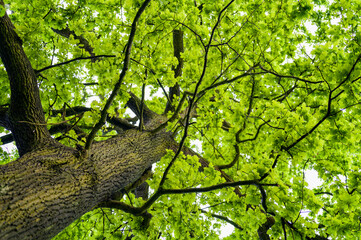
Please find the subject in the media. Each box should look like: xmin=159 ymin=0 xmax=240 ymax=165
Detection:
xmin=2 ymin=0 xmax=361 ymax=239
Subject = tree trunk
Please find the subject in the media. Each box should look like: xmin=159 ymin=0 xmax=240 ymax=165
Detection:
xmin=0 ymin=130 xmax=172 ymax=240
xmin=0 ymin=0 xmax=57 ymax=156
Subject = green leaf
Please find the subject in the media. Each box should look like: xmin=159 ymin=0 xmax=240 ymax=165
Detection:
xmin=0 ymin=5 xmax=5 ymax=17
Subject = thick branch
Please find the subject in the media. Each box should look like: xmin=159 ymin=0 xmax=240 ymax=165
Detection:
xmin=52 ymin=27 xmax=95 ymax=58
xmin=0 ymin=4 xmax=55 ymax=155
xmin=0 ymin=129 xmax=172 ymax=240
xmin=107 ymin=116 xmax=136 ymax=131
xmin=0 ymin=105 xmax=10 ymax=129
xmin=165 ymin=30 xmax=184 ymax=113
xmin=125 ymin=92 xmax=161 ymax=129
xmin=257 ymin=217 xmax=275 ymax=240
xmin=0 ymin=122 xmax=85 ymax=145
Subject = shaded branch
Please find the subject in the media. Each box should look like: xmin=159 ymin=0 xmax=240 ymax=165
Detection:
xmin=107 ymin=116 xmax=136 ymax=131
xmin=165 ymin=29 xmax=184 ymax=113
xmin=0 ymin=3 xmax=55 ymax=155
xmin=1 ymin=122 xmax=85 ymax=145
xmin=111 ymin=167 xmax=152 ymax=201
xmin=139 ymin=83 xmax=146 ymax=131
xmin=151 ymin=92 xmax=188 ymax=133
xmin=52 ymin=27 xmax=96 ymax=58
xmin=50 ymin=106 xmax=137 ymax=131
xmin=126 ymin=92 xmax=157 ymax=126
xmin=257 ymin=217 xmax=275 ymax=240
xmin=0 ymin=105 xmax=10 ymax=130
xmin=50 ymin=106 xmax=92 ymax=117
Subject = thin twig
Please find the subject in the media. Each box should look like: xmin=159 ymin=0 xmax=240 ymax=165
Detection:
xmin=35 ymin=55 xmax=116 ymax=73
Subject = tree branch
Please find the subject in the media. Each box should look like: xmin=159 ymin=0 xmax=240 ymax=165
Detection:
xmin=199 ymin=209 xmax=244 ymax=230
xmin=0 ymin=3 xmax=56 ymax=155
xmin=1 ymin=122 xmax=86 ymax=145
xmin=151 ymin=92 xmax=188 ymax=133
xmin=85 ymin=0 xmax=152 ymax=151
xmin=98 ymin=179 xmax=277 ymax=215
xmin=52 ymin=27 xmax=96 ymax=59
xmin=139 ymin=83 xmax=146 ymax=131
xmin=50 ymin=106 xmax=92 ymax=117
xmin=35 ymin=55 xmax=116 ymax=73
xmin=257 ymin=217 xmax=275 ymax=240
xmin=158 ymin=0 xmax=236 ymax=188
xmin=107 ymin=116 xmax=136 ymax=131
xmin=0 ymin=105 xmax=10 ymax=130
xmin=126 ymin=92 xmax=157 ymax=126
xmin=165 ymin=29 xmax=184 ymax=113
xmin=258 ymin=65 xmax=323 ymax=84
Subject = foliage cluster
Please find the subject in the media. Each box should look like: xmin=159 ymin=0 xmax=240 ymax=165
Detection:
xmin=2 ymin=0 xmax=361 ymax=239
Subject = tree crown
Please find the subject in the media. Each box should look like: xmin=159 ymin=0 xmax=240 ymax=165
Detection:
xmin=1 ymin=0 xmax=361 ymax=239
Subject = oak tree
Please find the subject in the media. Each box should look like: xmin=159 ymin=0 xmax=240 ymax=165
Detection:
xmin=1 ymin=0 xmax=361 ymax=239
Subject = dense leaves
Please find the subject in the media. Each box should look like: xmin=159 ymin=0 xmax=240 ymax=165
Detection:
xmin=1 ymin=0 xmax=361 ymax=239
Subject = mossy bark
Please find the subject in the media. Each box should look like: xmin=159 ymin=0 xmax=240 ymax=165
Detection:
xmin=0 ymin=3 xmax=176 ymax=240
xmin=0 ymin=1 xmax=56 ymax=156
xmin=0 ymin=130 xmax=172 ymax=240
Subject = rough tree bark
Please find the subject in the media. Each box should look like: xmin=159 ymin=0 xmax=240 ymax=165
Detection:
xmin=0 ymin=1 xmax=173 ymax=239
xmin=0 ymin=130 xmax=173 ymax=240
xmin=0 ymin=1 xmax=278 ymax=239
